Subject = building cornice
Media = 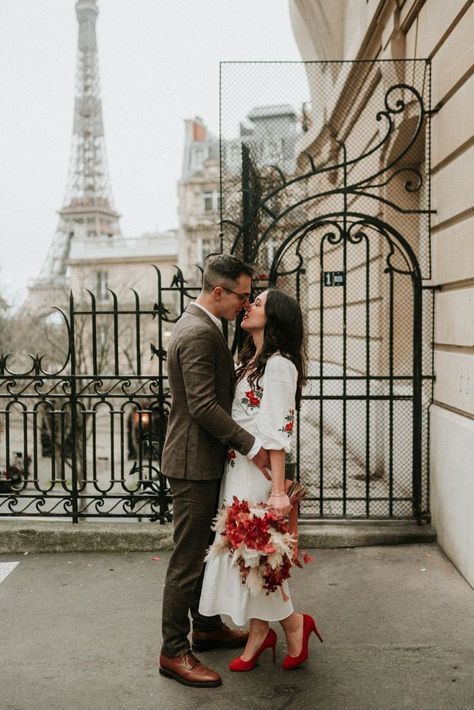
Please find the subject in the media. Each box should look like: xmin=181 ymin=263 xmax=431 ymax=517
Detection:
xmin=67 ymin=255 xmax=176 ymax=266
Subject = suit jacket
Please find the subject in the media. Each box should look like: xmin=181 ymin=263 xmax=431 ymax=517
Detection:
xmin=161 ymin=303 xmax=255 ymax=480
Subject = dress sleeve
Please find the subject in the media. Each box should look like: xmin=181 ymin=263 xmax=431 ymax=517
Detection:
xmin=254 ymin=355 xmax=297 ymax=453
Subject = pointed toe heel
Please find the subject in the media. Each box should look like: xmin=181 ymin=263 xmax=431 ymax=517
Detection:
xmin=228 ymin=628 xmax=277 ymax=672
xmin=282 ymin=614 xmax=323 ymax=670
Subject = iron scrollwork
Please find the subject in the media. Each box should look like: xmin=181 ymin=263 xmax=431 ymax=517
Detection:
xmin=219 ymin=62 xmax=433 ymax=523
xmin=0 ymin=265 xmax=200 ymax=522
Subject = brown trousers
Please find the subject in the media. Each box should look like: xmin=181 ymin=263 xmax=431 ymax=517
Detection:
xmin=161 ymin=478 xmax=222 ymax=657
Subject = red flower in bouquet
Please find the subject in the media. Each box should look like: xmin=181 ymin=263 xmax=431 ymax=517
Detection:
xmin=207 ymin=496 xmax=297 ymax=596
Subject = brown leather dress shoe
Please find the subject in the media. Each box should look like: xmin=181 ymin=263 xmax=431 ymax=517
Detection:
xmin=159 ymin=651 xmax=222 ymax=688
xmin=192 ymin=623 xmax=249 ymax=652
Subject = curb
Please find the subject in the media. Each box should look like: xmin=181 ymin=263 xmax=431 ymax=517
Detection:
xmin=0 ymin=521 xmax=174 ymax=554
xmin=0 ymin=520 xmax=436 ymax=554
xmin=298 ymin=522 xmax=436 ymax=548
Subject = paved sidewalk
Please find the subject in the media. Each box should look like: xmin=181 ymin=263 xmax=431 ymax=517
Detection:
xmin=1 ymin=544 xmax=473 ymax=710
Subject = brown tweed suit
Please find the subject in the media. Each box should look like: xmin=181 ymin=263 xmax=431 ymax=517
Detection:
xmin=161 ymin=303 xmax=255 ymax=657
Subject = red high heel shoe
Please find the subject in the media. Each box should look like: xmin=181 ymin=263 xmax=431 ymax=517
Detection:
xmin=228 ymin=628 xmax=277 ymax=672
xmin=282 ymin=614 xmax=323 ymax=670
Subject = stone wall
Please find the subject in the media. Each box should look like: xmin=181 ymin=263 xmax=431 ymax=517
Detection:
xmin=290 ymin=0 xmax=474 ymax=585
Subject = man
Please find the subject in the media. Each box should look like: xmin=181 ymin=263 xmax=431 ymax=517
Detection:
xmin=159 ymin=254 xmax=269 ymax=688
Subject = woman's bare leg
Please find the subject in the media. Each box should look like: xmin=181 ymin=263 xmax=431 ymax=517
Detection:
xmin=240 ymin=618 xmax=270 ymax=661
xmin=279 ymin=612 xmax=304 ymax=656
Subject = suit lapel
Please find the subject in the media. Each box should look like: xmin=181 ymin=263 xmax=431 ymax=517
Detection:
xmin=186 ymin=303 xmax=236 ymax=375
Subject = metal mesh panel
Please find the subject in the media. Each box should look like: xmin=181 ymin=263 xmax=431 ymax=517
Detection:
xmin=220 ymin=61 xmax=433 ymax=520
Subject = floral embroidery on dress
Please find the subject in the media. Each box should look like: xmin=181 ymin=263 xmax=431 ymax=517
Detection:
xmin=226 ymin=449 xmax=236 ymax=467
xmin=241 ymin=387 xmax=263 ymax=411
xmin=279 ymin=409 xmax=295 ymax=437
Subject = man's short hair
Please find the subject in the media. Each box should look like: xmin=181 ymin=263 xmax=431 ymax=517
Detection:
xmin=202 ymin=254 xmax=253 ymax=291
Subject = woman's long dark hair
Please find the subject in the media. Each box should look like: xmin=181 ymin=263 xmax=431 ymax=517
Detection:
xmin=237 ymin=288 xmax=307 ymax=408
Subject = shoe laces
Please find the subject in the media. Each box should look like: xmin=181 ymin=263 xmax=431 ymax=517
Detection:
xmin=182 ymin=651 xmax=199 ymax=668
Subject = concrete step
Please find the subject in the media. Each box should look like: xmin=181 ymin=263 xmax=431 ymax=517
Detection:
xmin=0 ymin=519 xmax=436 ymax=554
xmin=298 ymin=521 xmax=436 ymax=548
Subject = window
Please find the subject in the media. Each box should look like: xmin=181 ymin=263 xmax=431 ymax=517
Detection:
xmin=204 ymin=192 xmax=213 ymax=212
xmin=197 ymin=238 xmax=215 ymax=265
xmin=203 ymin=190 xmax=221 ymax=213
xmin=193 ymin=147 xmax=205 ymax=169
xmin=96 ymin=270 xmax=109 ymax=300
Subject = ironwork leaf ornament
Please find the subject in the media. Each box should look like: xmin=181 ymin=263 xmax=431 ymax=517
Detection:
xmin=29 ymin=353 xmax=45 ymax=375
xmin=150 ymin=343 xmax=167 ymax=361
xmin=383 ymin=238 xmax=412 ymax=276
xmin=170 ymin=267 xmax=186 ymax=288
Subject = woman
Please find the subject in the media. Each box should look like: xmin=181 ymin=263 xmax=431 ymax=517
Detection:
xmin=199 ymin=288 xmax=323 ymax=671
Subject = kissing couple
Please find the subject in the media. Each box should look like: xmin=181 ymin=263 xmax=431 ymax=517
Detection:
xmin=159 ymin=254 xmax=322 ymax=688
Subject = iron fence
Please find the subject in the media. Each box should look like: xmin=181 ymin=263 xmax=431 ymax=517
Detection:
xmin=0 ymin=268 xmax=200 ymax=522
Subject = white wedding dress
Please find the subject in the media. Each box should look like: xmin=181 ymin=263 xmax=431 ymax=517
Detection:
xmin=199 ymin=354 xmax=297 ymax=626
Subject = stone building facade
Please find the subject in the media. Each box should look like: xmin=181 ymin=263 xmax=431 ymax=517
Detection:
xmin=177 ymin=117 xmax=221 ymax=281
xmin=289 ymin=0 xmax=474 ymax=585
xmin=178 ymin=106 xmax=299 ymax=281
xmin=67 ymin=229 xmax=178 ymax=307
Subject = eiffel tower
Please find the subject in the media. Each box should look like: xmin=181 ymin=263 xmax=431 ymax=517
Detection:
xmin=30 ymin=0 xmax=120 ymax=303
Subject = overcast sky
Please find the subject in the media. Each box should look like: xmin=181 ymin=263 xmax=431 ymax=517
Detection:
xmin=0 ymin=0 xmax=303 ymax=305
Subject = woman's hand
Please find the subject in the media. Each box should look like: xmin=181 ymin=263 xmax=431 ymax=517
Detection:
xmin=267 ymin=492 xmax=292 ymax=516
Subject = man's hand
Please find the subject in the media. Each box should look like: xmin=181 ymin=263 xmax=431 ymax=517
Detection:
xmin=252 ymin=447 xmax=271 ymax=479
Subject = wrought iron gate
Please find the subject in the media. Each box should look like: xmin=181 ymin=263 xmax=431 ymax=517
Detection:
xmin=219 ymin=60 xmax=434 ymax=522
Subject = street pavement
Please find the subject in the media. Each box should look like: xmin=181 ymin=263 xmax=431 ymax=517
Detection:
xmin=1 ymin=544 xmax=473 ymax=710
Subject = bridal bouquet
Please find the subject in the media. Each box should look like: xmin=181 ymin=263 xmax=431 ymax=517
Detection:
xmin=206 ymin=481 xmax=310 ymax=597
